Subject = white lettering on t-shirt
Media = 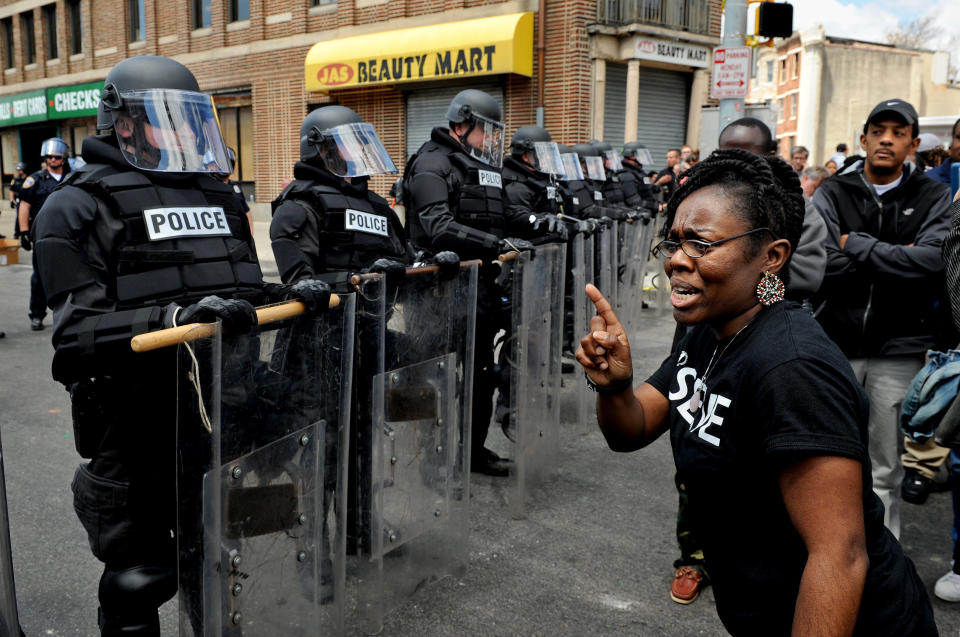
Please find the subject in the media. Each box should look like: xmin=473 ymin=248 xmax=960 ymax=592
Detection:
xmin=669 ymin=365 xmax=731 ymax=448
xmin=478 ymin=170 xmax=502 ymax=188
xmin=344 ymin=209 xmax=389 ymax=237
xmin=143 ymin=207 xmax=230 ymax=241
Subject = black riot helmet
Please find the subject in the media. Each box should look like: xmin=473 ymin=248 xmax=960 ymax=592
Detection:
xmin=299 ymin=104 xmax=396 ymax=177
xmin=622 ymin=141 xmax=654 ymax=167
xmin=510 ymin=125 xmax=563 ymax=175
xmin=572 ymin=143 xmax=606 ymax=181
xmin=590 ymin=140 xmax=622 ymax=171
xmin=511 ymin=125 xmax=552 ymax=155
xmin=445 ymin=89 xmax=505 ymax=167
xmin=98 ymin=56 xmax=201 ymax=131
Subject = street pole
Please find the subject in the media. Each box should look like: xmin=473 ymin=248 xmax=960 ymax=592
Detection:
xmin=718 ymin=0 xmax=748 ymax=132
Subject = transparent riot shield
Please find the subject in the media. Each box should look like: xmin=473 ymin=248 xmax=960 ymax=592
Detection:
xmin=597 ymin=222 xmax=617 ymax=308
xmin=570 ymin=235 xmax=592 ymax=430
xmin=0 ymin=432 xmax=23 ymax=637
xmin=353 ymin=263 xmax=478 ymax=635
xmin=175 ymin=296 xmax=356 ymax=636
xmin=617 ymin=219 xmax=645 ymax=336
xmin=503 ymin=244 xmax=566 ymax=518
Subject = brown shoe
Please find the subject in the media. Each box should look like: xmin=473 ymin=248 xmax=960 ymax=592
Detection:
xmin=670 ymin=566 xmax=703 ymax=604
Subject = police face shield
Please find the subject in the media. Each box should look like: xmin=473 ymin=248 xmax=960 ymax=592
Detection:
xmin=461 ymin=113 xmax=505 ymax=168
xmin=110 ymin=89 xmax=231 ymax=173
xmin=39 ymin=139 xmax=68 ymax=158
xmin=631 ymin=148 xmax=654 ymax=166
xmin=584 ymin=156 xmax=606 ymax=181
xmin=602 ymin=150 xmax=622 ymax=172
xmin=314 ymin=122 xmax=397 ymax=178
xmin=560 ymin=153 xmax=584 ymax=181
xmin=529 ymin=141 xmax=564 ymax=176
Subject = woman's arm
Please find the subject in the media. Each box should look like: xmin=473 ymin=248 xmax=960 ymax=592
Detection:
xmin=576 ymin=284 xmax=670 ymax=451
xmin=779 ymin=455 xmax=868 ymax=637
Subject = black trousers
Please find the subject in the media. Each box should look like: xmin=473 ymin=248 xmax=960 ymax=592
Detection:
xmin=29 ymin=250 xmax=46 ymax=320
xmin=471 ymin=270 xmax=502 ymax=459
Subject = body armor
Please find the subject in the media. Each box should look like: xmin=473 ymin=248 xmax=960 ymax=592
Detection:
xmin=502 ymin=157 xmax=562 ymax=216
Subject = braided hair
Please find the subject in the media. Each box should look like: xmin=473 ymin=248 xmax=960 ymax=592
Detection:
xmin=663 ymin=148 xmax=805 ymax=275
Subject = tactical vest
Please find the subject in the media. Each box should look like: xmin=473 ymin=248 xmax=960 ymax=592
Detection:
xmin=564 ymin=179 xmax=601 ymax=218
xmin=601 ymin=175 xmax=627 ymax=208
xmin=273 ymin=179 xmax=407 ymax=273
xmin=504 ymin=163 xmax=562 ymax=216
xmin=448 ymin=152 xmax=504 ymax=233
xmin=65 ymin=165 xmax=263 ymax=310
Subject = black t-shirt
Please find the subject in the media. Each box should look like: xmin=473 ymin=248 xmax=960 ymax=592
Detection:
xmin=655 ymin=167 xmax=676 ymax=199
xmin=647 ymin=302 xmax=930 ymax=636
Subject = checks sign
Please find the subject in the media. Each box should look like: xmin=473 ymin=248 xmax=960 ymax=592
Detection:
xmin=710 ymin=47 xmax=750 ymax=100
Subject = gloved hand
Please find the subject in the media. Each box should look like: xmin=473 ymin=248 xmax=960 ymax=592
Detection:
xmin=576 ymin=220 xmax=594 ymax=236
xmin=530 ymin=213 xmax=561 ymax=234
xmin=498 ymin=237 xmax=535 ymax=253
xmin=177 ymin=296 xmax=258 ymax=334
xmin=9 ymin=200 xmax=15 ymax=209
xmin=19 ymin=234 xmax=31 ymax=251
xmin=598 ymin=216 xmax=613 ymax=228
xmin=429 ymin=251 xmax=460 ymax=280
xmin=286 ymin=278 xmax=332 ymax=314
xmin=365 ymin=258 xmax=407 ymax=288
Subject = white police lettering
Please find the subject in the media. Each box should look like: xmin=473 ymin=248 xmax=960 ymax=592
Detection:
xmin=345 ymin=209 xmax=389 ymax=237
xmin=572 ymin=197 xmax=580 ymax=205
xmin=546 ymin=186 xmax=556 ymax=200
xmin=668 ymin=365 xmax=730 ymax=448
xmin=593 ymin=190 xmax=603 ymax=201
xmin=478 ymin=170 xmax=502 ymax=188
xmin=143 ymin=207 xmax=230 ymax=241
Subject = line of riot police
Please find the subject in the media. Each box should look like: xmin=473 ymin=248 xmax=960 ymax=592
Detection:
xmin=3 ymin=55 xmax=665 ymax=636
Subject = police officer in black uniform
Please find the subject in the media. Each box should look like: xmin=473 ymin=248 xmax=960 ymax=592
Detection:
xmin=501 ymin=125 xmax=573 ymax=242
xmin=618 ymin=141 xmax=659 ymax=213
xmin=5 ymin=161 xmax=26 ymax=238
xmin=33 ymin=55 xmax=328 ymax=637
xmin=404 ymin=89 xmax=533 ymax=476
xmin=570 ymin=143 xmax=627 ymax=222
xmin=591 ymin=140 xmax=632 ymax=213
xmin=211 ymin=147 xmax=252 ymax=233
xmin=19 ymin=138 xmax=72 ymax=330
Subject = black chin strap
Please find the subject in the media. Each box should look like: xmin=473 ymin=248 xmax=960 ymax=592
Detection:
xmin=455 ymin=119 xmax=477 ymax=152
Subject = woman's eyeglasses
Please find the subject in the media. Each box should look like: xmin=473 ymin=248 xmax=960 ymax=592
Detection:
xmin=651 ymin=227 xmax=774 ymax=259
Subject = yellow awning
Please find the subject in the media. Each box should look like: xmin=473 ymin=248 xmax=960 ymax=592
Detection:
xmin=305 ymin=12 xmax=533 ymax=92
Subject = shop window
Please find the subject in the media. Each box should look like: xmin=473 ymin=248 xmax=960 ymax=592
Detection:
xmin=218 ymin=105 xmax=253 ymax=197
xmin=68 ymin=0 xmax=82 ymax=55
xmin=193 ymin=0 xmax=211 ymax=29
xmin=128 ymin=0 xmax=145 ymax=42
xmin=766 ymin=60 xmax=773 ymax=82
xmin=43 ymin=4 xmax=57 ymax=60
xmin=21 ymin=12 xmax=35 ymax=65
xmin=228 ymin=0 xmax=249 ymax=22
xmin=2 ymin=19 xmax=13 ymax=69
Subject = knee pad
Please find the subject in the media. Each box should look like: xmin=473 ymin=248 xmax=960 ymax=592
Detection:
xmin=98 ymin=565 xmax=176 ymax=627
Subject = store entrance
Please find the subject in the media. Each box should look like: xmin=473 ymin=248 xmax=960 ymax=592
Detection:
xmin=19 ymin=124 xmax=59 ymax=175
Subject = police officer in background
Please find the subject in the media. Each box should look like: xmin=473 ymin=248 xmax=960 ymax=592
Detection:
xmin=619 ymin=141 xmax=659 ymax=213
xmin=18 ymin=138 xmax=71 ymax=330
xmin=5 ymin=162 xmax=26 ymax=238
xmin=501 ymin=125 xmax=572 ymax=242
xmin=33 ymin=55 xmax=328 ymax=636
xmin=591 ymin=140 xmax=631 ymax=213
xmin=404 ymin=88 xmax=533 ymax=476
xmin=571 ymin=143 xmax=627 ymax=222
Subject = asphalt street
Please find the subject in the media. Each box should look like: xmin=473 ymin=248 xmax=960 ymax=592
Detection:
xmin=1 ymin=226 xmax=959 ymax=636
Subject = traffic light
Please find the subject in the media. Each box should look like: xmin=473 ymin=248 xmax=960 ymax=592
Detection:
xmin=756 ymin=2 xmax=793 ymax=39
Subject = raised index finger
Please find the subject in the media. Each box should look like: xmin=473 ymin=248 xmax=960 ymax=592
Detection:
xmin=585 ymin=283 xmax=622 ymax=330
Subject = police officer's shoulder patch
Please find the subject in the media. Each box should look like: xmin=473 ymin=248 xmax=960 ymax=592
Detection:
xmin=22 ymin=177 xmax=34 ymax=189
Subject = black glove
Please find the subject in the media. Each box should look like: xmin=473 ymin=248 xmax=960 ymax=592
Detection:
xmin=430 ymin=251 xmax=460 ymax=280
xmin=365 ymin=258 xmax=407 ymax=288
xmin=576 ymin=220 xmax=594 ymax=236
xmin=598 ymin=216 xmax=613 ymax=228
xmin=19 ymin=234 xmax=31 ymax=251
xmin=178 ymin=296 xmax=258 ymax=334
xmin=285 ymin=278 xmax=332 ymax=315
xmin=498 ymin=237 xmax=535 ymax=253
xmin=9 ymin=200 xmax=14 ymax=209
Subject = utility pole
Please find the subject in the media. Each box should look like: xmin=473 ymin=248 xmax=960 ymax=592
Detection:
xmin=718 ymin=0 xmax=748 ymax=132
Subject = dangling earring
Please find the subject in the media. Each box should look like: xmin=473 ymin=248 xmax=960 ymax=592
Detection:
xmin=756 ymin=271 xmax=785 ymax=306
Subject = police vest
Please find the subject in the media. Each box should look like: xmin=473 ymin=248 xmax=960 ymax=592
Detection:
xmin=601 ymin=176 xmax=627 ymax=207
xmin=504 ymin=163 xmax=561 ymax=216
xmin=448 ymin=151 xmax=504 ymax=233
xmin=64 ymin=165 xmax=262 ymax=310
xmin=565 ymin=179 xmax=601 ymax=217
xmin=273 ymin=179 xmax=407 ymax=273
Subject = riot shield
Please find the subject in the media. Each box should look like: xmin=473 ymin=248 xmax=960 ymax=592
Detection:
xmin=352 ymin=264 xmax=478 ymax=635
xmin=617 ymin=219 xmax=645 ymax=336
xmin=174 ymin=296 xmax=356 ymax=636
xmin=596 ymin=222 xmax=617 ymax=307
xmin=0 ymin=432 xmax=22 ymax=637
xmin=569 ymin=235 xmax=592 ymax=430
xmin=502 ymin=244 xmax=566 ymax=518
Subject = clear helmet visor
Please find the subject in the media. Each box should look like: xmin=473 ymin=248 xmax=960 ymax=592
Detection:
xmin=603 ymin=150 xmax=623 ymax=172
xmin=585 ymin=156 xmax=606 ymax=181
xmin=632 ymin=148 xmax=654 ymax=166
xmin=461 ymin=113 xmax=505 ymax=168
xmin=530 ymin=141 xmax=564 ymax=176
xmin=315 ymin=122 xmax=397 ymax=178
xmin=560 ymin=153 xmax=584 ymax=181
xmin=40 ymin=139 xmax=68 ymax=158
xmin=111 ymin=89 xmax=230 ymax=173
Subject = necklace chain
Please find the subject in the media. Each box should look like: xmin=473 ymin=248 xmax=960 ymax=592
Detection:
xmin=701 ymin=317 xmax=756 ymax=384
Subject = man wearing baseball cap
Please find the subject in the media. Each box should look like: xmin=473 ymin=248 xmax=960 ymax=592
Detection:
xmin=812 ymin=98 xmax=954 ymax=538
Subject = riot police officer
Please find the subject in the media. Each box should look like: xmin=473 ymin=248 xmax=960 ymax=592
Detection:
xmin=501 ymin=125 xmax=571 ymax=242
xmin=33 ymin=55 xmax=327 ymax=637
xmin=212 ymin=147 xmax=252 ymax=233
xmin=18 ymin=138 xmax=72 ymax=330
xmin=618 ymin=141 xmax=659 ymax=213
xmin=271 ymin=105 xmax=427 ymax=284
xmin=404 ymin=89 xmax=533 ymax=476
xmin=5 ymin=162 xmax=26 ymax=239
xmin=590 ymin=140 xmax=631 ymax=212
xmin=570 ymin=143 xmax=627 ymax=221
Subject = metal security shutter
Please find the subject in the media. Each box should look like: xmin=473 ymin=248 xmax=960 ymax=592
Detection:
xmin=404 ymin=82 xmax=504 ymax=163
xmin=603 ymin=63 xmax=627 ymax=148
xmin=635 ymin=67 xmax=690 ymax=171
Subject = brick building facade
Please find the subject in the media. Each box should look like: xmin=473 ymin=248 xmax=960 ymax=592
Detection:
xmin=0 ymin=0 xmax=721 ymax=208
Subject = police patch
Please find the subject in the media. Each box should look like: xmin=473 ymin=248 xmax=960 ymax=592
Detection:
xmin=593 ymin=190 xmax=603 ymax=201
xmin=22 ymin=177 xmax=34 ymax=189
xmin=143 ymin=207 xmax=231 ymax=241
xmin=344 ymin=209 xmax=389 ymax=237
xmin=478 ymin=170 xmax=502 ymax=189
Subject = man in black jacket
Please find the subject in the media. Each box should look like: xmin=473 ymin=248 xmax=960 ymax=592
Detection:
xmin=813 ymin=98 xmax=952 ymax=538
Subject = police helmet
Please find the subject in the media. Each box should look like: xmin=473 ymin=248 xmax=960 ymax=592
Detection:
xmin=510 ymin=125 xmax=552 ymax=156
xmin=98 ymin=56 xmax=201 ymax=131
xmin=40 ymin=138 xmax=69 ymax=158
xmin=446 ymin=89 xmax=503 ymax=126
xmin=15 ymin=162 xmax=26 ymax=171
xmin=572 ymin=143 xmax=600 ymax=158
xmin=590 ymin=140 xmax=613 ymax=153
xmin=300 ymin=105 xmax=363 ymax=162
xmin=556 ymin=144 xmax=572 ymax=154
xmin=622 ymin=141 xmax=645 ymax=158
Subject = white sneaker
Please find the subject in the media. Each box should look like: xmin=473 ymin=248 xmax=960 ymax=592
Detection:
xmin=934 ymin=570 xmax=960 ymax=602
